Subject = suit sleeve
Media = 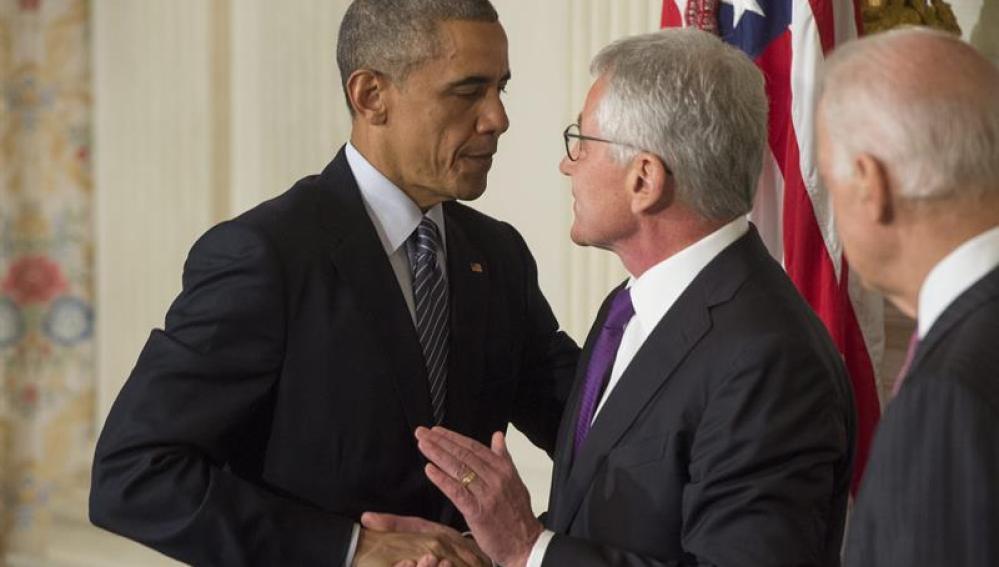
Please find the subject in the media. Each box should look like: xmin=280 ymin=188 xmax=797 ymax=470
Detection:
xmin=89 ymin=221 xmax=355 ymax=567
xmin=503 ymin=223 xmax=580 ymax=456
xmin=541 ymin=332 xmax=852 ymax=567
xmin=845 ymin=377 xmax=999 ymax=567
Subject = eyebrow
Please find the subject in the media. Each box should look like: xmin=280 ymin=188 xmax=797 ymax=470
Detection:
xmin=446 ymin=71 xmax=512 ymax=89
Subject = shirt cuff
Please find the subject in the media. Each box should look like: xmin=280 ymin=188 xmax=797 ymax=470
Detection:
xmin=525 ymin=529 xmax=555 ymax=567
xmin=343 ymin=523 xmax=361 ymax=567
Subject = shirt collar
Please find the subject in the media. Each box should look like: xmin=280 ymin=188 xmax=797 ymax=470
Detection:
xmin=345 ymin=142 xmax=445 ymax=256
xmin=918 ymin=224 xmax=999 ymax=338
xmin=628 ymin=217 xmax=750 ymax=335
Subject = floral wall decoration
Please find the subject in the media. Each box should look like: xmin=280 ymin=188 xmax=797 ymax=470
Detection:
xmin=0 ymin=0 xmax=94 ymax=556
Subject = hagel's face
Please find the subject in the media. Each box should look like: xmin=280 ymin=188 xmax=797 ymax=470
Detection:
xmin=559 ymin=76 xmax=635 ymax=251
xmin=382 ymin=20 xmax=510 ymax=207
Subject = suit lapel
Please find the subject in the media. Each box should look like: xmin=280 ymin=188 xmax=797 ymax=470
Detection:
xmin=440 ymin=203 xmax=490 ymax=434
xmin=551 ymin=294 xmax=711 ymax=533
xmin=550 ymin=228 xmax=766 ymax=533
xmin=319 ymin=149 xmax=434 ymax=431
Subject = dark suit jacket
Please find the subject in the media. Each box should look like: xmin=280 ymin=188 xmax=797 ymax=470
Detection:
xmin=89 ymin=148 xmax=579 ymax=566
xmin=845 ymin=265 xmax=999 ymax=567
xmin=541 ymin=227 xmax=855 ymax=567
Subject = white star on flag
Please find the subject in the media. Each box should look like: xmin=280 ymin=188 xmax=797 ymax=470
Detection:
xmin=722 ymin=0 xmax=766 ymax=27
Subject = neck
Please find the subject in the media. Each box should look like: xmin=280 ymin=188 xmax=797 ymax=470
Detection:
xmin=889 ymin=195 xmax=999 ymax=318
xmin=614 ymin=212 xmax=727 ymax=277
xmin=350 ymin=129 xmax=441 ymax=212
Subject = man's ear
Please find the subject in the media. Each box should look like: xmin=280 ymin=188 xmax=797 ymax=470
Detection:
xmin=628 ymin=152 xmax=672 ymax=215
xmin=346 ymin=69 xmax=390 ymax=125
xmin=854 ymin=154 xmax=893 ymax=224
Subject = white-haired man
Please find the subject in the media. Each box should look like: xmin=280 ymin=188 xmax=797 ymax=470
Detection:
xmin=366 ymin=28 xmax=856 ymax=567
xmin=816 ymin=27 xmax=999 ymax=567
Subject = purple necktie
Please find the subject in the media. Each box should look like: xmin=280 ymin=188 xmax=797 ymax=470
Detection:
xmin=574 ymin=287 xmax=635 ymax=452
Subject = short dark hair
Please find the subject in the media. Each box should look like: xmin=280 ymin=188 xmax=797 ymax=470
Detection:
xmin=336 ymin=0 xmax=499 ymax=113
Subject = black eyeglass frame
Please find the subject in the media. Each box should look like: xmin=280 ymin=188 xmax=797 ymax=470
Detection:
xmin=562 ymin=123 xmax=672 ymax=174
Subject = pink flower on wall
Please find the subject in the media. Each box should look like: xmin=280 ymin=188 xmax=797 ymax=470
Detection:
xmin=2 ymin=256 xmax=68 ymax=305
xmin=19 ymin=0 xmax=41 ymax=11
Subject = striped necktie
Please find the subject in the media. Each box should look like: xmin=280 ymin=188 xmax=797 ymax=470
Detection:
xmin=408 ymin=217 xmax=449 ymax=424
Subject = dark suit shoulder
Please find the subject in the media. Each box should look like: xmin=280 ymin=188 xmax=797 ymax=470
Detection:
xmin=229 ymin=174 xmax=326 ymax=240
xmin=696 ymin=228 xmax=834 ymax=348
xmin=915 ymin=294 xmax=999 ymax=410
xmin=711 ymin=245 xmax=843 ymax=372
xmin=220 ymin=157 xmax=370 ymax=276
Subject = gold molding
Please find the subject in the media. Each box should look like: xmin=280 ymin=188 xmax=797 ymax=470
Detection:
xmin=861 ymin=0 xmax=962 ymax=35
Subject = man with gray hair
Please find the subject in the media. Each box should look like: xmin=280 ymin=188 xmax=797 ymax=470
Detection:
xmin=89 ymin=1 xmax=578 ymax=566
xmin=366 ymin=27 xmax=855 ymax=567
xmin=815 ymin=27 xmax=999 ymax=567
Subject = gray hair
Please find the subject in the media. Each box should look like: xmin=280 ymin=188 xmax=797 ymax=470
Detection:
xmin=336 ymin=0 xmax=498 ymax=112
xmin=591 ymin=28 xmax=768 ymax=221
xmin=819 ymin=27 xmax=999 ymax=200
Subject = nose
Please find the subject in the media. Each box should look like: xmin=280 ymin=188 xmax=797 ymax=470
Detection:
xmin=477 ymin=89 xmax=510 ymax=136
xmin=559 ymin=154 xmax=573 ymax=176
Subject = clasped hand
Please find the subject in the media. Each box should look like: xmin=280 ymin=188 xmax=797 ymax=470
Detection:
xmin=358 ymin=427 xmax=542 ymax=567
xmin=353 ymin=512 xmax=489 ymax=567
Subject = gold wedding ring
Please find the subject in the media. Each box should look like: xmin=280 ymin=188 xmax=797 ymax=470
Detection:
xmin=459 ymin=469 xmax=477 ymax=487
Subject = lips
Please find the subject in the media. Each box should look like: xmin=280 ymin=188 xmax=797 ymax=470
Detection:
xmin=462 ymin=152 xmax=494 ymax=160
xmin=461 ymin=154 xmax=494 ymax=168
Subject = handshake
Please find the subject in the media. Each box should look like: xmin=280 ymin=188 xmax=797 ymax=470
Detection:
xmin=353 ymin=427 xmax=543 ymax=567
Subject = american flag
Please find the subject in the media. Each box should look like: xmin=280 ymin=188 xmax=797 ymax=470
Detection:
xmin=661 ymin=0 xmax=882 ymax=493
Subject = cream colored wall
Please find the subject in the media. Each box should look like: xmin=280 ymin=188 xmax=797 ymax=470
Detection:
xmin=951 ymin=0 xmax=999 ymax=63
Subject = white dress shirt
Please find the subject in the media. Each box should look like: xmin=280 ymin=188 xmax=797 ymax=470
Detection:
xmin=917 ymin=225 xmax=999 ymax=339
xmin=526 ymin=217 xmax=750 ymax=567
xmin=342 ymin=142 xmax=447 ymax=565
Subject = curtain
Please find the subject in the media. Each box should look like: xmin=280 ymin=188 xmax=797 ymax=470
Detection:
xmin=0 ymin=0 xmax=93 ymax=557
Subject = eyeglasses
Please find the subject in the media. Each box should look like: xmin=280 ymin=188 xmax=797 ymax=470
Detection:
xmin=563 ymin=123 xmax=629 ymax=161
xmin=562 ymin=124 xmax=671 ymax=174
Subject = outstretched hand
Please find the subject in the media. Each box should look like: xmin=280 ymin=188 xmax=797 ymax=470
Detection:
xmin=415 ymin=427 xmax=543 ymax=567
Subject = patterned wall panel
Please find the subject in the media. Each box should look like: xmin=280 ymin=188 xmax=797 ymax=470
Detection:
xmin=0 ymin=0 xmax=94 ymax=555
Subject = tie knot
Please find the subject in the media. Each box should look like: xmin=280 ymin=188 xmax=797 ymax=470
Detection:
xmin=603 ymin=287 xmax=635 ymax=331
xmin=411 ymin=217 xmax=442 ymax=258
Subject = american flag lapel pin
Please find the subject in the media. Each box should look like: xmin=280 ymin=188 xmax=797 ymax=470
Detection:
xmin=470 ymin=262 xmax=484 ymax=273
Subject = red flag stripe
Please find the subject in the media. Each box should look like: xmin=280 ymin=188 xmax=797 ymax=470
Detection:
xmin=839 ymin=262 xmax=882 ymax=492
xmin=662 ymin=0 xmax=683 ymax=27
xmin=807 ymin=0 xmax=837 ymax=55
xmin=852 ymin=0 xmax=865 ymax=36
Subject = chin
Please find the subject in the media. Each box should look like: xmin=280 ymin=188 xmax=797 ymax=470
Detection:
xmin=454 ymin=178 xmax=488 ymax=201
xmin=569 ymin=225 xmax=590 ymax=248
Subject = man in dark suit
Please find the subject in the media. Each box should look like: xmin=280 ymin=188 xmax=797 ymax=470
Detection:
xmin=364 ymin=28 xmax=856 ymax=567
xmin=88 ymin=1 xmax=578 ymax=566
xmin=816 ymin=28 xmax=999 ymax=567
